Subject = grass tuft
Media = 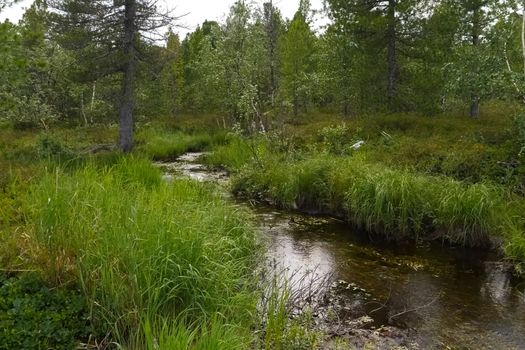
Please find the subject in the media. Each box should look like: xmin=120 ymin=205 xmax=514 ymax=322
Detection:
xmin=22 ymin=157 xmax=259 ymax=348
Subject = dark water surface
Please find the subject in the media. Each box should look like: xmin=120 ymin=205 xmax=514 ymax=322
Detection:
xmin=158 ymin=153 xmax=525 ymax=349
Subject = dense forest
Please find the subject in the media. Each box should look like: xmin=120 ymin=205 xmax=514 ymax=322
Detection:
xmin=2 ymin=0 xmax=525 ymax=349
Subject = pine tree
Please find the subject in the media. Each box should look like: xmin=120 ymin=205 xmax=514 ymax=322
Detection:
xmin=49 ymin=0 xmax=177 ymax=151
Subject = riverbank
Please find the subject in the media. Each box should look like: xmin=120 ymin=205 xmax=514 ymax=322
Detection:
xmin=1 ymin=109 xmax=525 ymax=348
xmin=1 ymin=156 xmax=261 ymax=348
xmin=160 ymin=150 xmax=525 ymax=349
xmin=1 ymin=122 xmax=361 ymax=349
xmin=201 ymin=109 xmax=525 ymax=273
xmin=0 ymin=121 xmax=261 ymax=348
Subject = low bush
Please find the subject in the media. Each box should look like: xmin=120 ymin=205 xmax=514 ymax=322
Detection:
xmin=0 ymin=273 xmax=90 ymax=350
xmin=36 ymin=134 xmax=76 ymax=161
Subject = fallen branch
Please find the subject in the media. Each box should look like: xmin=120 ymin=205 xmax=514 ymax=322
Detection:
xmin=388 ymin=293 xmax=442 ymax=322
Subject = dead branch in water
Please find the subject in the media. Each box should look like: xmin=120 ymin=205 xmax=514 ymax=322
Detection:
xmin=388 ymin=293 xmax=442 ymax=322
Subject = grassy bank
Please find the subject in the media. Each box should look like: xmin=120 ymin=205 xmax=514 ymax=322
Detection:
xmin=230 ymin=152 xmax=510 ymax=246
xmin=2 ymin=108 xmax=525 ymax=347
xmin=263 ymin=105 xmax=525 ymax=195
xmin=202 ymin=110 xmax=525 ymax=270
xmin=26 ymin=158 xmax=258 ymax=348
xmin=136 ymin=127 xmax=228 ymax=161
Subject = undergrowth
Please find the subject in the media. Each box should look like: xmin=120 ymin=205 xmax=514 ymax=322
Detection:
xmin=0 ymin=273 xmax=90 ymax=350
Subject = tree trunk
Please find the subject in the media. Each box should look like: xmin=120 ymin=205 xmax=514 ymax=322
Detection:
xmin=293 ymin=80 xmax=298 ymax=117
xmin=469 ymin=99 xmax=479 ymax=119
xmin=80 ymin=91 xmax=88 ymax=127
xmin=386 ymin=0 xmax=397 ymax=107
xmin=90 ymin=80 xmax=96 ymax=124
xmin=118 ymin=0 xmax=137 ymax=153
xmin=522 ymin=1 xmax=525 ymax=76
xmin=343 ymin=100 xmax=351 ymax=118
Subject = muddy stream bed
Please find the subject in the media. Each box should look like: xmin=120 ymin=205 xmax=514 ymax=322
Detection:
xmin=157 ymin=153 xmax=525 ymax=349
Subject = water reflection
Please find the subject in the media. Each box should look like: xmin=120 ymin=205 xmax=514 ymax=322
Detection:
xmin=163 ymin=153 xmax=525 ymax=349
xmin=255 ymin=206 xmax=525 ymax=349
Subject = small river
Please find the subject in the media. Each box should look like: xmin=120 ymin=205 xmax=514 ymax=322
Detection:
xmin=158 ymin=153 xmax=525 ymax=350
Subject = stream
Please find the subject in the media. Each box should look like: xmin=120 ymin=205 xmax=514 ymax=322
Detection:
xmin=157 ymin=153 xmax=525 ymax=349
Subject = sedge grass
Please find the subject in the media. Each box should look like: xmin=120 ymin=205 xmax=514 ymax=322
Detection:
xmin=23 ymin=156 xmax=259 ymax=348
xmin=232 ymin=152 xmax=512 ymax=247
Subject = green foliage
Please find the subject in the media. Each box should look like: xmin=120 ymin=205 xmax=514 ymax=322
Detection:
xmin=0 ymin=273 xmax=90 ymax=350
xmin=514 ymin=112 xmax=525 ymax=156
xmin=280 ymin=9 xmax=317 ymax=116
xmin=0 ymin=2 xmax=67 ymax=127
xmin=36 ymin=134 xmax=76 ymax=160
xmin=446 ymin=45 xmax=507 ymax=107
xmin=318 ymin=123 xmax=352 ymax=155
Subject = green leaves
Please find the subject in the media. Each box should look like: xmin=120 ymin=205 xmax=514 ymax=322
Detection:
xmin=0 ymin=274 xmax=91 ymax=350
xmin=280 ymin=8 xmax=316 ymax=116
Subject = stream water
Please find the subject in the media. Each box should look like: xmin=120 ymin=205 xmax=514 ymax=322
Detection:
xmin=157 ymin=153 xmax=525 ymax=349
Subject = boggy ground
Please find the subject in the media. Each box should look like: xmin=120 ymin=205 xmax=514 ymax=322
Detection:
xmin=203 ymin=105 xmax=525 ymax=275
xmin=1 ymin=106 xmax=524 ymax=349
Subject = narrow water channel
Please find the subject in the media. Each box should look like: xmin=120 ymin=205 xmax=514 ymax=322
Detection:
xmin=157 ymin=153 xmax=525 ymax=349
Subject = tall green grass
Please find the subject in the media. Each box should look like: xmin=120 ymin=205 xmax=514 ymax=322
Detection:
xmin=232 ymin=153 xmax=510 ymax=247
xmin=24 ymin=156 xmax=259 ymax=348
xmin=137 ymin=127 xmax=230 ymax=161
xmin=138 ymin=129 xmax=213 ymax=160
xmin=203 ymin=136 xmax=267 ymax=172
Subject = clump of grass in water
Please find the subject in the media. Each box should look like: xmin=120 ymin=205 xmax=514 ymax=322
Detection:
xmin=23 ymin=156 xmax=259 ymax=348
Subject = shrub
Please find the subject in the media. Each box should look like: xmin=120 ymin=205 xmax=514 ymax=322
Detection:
xmin=0 ymin=273 xmax=90 ymax=350
xmin=36 ymin=134 xmax=76 ymax=160
xmin=318 ymin=123 xmax=351 ymax=155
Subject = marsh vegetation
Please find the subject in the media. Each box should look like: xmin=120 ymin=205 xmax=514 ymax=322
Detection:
xmin=2 ymin=0 xmax=525 ymax=348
